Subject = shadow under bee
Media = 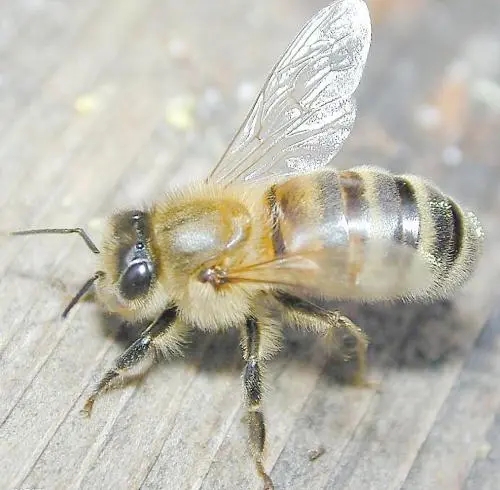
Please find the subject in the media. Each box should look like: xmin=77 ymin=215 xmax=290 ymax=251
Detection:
xmin=95 ymin=297 xmax=470 ymax=389
xmin=318 ymin=299 xmax=470 ymax=385
xmin=96 ymin=310 xmax=243 ymax=374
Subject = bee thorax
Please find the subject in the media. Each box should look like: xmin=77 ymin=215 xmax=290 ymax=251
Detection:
xmin=179 ymin=278 xmax=252 ymax=331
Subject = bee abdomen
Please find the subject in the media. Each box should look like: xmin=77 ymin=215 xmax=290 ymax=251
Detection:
xmin=267 ymin=167 xmax=483 ymax=301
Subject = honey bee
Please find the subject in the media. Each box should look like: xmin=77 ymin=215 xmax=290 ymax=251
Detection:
xmin=10 ymin=1 xmax=483 ymax=488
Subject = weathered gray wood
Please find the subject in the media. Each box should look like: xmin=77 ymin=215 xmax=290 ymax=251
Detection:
xmin=1 ymin=1 xmax=499 ymax=489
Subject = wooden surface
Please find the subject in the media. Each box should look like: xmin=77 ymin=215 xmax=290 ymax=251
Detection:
xmin=1 ymin=1 xmax=500 ymax=489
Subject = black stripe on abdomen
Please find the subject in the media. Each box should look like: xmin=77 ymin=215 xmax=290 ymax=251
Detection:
xmin=426 ymin=187 xmax=462 ymax=279
xmin=449 ymin=198 xmax=464 ymax=264
xmin=394 ymin=177 xmax=420 ymax=249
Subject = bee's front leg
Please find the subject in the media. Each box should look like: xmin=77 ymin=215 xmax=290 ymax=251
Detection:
xmin=82 ymin=308 xmax=188 ymax=416
xmin=241 ymin=316 xmax=274 ymax=490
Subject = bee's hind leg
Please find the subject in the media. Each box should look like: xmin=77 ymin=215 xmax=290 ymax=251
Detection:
xmin=273 ymin=292 xmax=370 ymax=387
xmin=328 ymin=312 xmax=370 ymax=387
xmin=82 ymin=308 xmax=188 ymax=416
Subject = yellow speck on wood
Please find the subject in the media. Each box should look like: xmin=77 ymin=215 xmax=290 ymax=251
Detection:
xmin=165 ymin=95 xmax=196 ymax=131
xmin=74 ymin=93 xmax=100 ymax=114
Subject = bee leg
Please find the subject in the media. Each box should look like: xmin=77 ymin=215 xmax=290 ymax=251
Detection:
xmin=82 ymin=308 xmax=187 ymax=416
xmin=329 ymin=312 xmax=370 ymax=387
xmin=242 ymin=316 xmax=274 ymax=490
xmin=274 ymin=292 xmax=370 ymax=387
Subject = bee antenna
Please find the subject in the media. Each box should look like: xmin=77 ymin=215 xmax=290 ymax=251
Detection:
xmin=62 ymin=271 xmax=104 ymax=319
xmin=10 ymin=227 xmax=100 ymax=254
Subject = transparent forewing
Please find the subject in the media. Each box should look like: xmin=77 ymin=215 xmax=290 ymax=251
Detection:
xmin=226 ymin=241 xmax=434 ymax=302
xmin=208 ymin=0 xmax=371 ymax=185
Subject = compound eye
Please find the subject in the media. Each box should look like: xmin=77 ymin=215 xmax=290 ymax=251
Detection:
xmin=120 ymin=260 xmax=153 ymax=300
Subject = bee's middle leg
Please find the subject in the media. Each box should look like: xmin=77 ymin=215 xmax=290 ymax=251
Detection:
xmin=241 ymin=316 xmax=274 ymax=490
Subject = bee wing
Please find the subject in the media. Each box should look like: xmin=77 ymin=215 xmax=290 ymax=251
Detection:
xmin=208 ymin=0 xmax=371 ymax=185
xmin=226 ymin=241 xmax=434 ymax=302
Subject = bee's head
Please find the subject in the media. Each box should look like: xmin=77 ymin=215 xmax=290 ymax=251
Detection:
xmin=96 ymin=209 xmax=167 ymax=322
xmin=10 ymin=210 xmax=168 ymax=322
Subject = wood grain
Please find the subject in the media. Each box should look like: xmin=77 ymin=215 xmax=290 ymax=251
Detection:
xmin=1 ymin=1 xmax=499 ymax=489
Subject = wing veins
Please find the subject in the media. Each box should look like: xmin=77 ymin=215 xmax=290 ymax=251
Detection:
xmin=228 ymin=96 xmax=353 ymax=182
xmin=207 ymin=0 xmax=371 ymax=185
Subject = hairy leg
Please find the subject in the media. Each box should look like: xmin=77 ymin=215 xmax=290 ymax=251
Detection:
xmin=241 ymin=316 xmax=275 ymax=490
xmin=82 ymin=307 xmax=189 ymax=416
xmin=274 ymin=292 xmax=369 ymax=385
